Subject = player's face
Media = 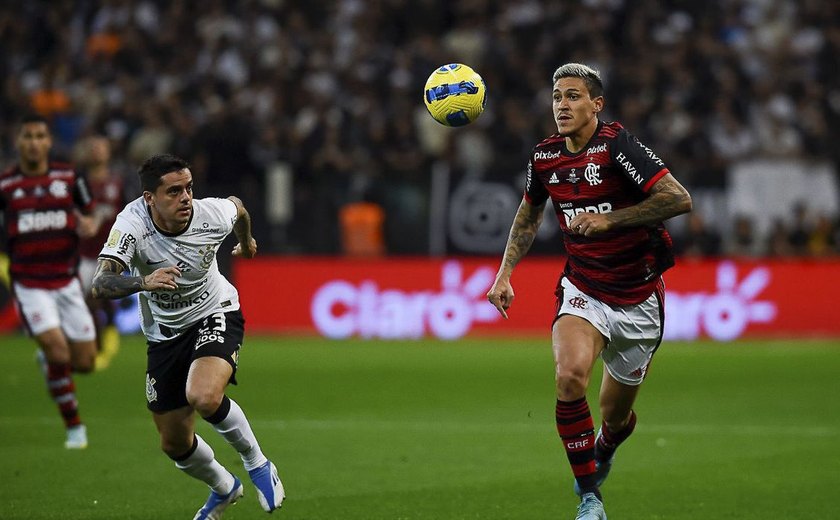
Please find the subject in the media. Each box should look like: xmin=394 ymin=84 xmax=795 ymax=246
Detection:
xmin=552 ymin=78 xmax=603 ymax=137
xmin=88 ymin=137 xmax=111 ymax=166
xmin=16 ymin=122 xmax=52 ymax=169
xmin=146 ymin=169 xmax=193 ymax=232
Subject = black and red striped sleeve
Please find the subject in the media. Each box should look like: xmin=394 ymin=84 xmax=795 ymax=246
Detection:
xmin=610 ymin=128 xmax=670 ymax=193
xmin=523 ymin=157 xmax=549 ymax=206
xmin=73 ymin=172 xmax=95 ymax=214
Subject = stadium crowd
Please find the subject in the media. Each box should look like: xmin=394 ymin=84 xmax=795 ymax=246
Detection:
xmin=1 ymin=0 xmax=839 ymax=256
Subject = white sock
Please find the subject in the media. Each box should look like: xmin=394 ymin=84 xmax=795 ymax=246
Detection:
xmin=212 ymin=398 xmax=268 ymax=471
xmin=174 ymin=434 xmax=235 ymax=494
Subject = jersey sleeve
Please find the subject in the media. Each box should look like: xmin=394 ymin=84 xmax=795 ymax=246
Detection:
xmin=202 ymin=197 xmax=238 ymax=236
xmin=611 ymin=129 xmax=671 ymax=193
xmin=73 ymin=173 xmax=95 ymax=214
xmin=98 ymin=216 xmax=138 ymax=270
xmin=523 ymin=157 xmax=549 ymax=206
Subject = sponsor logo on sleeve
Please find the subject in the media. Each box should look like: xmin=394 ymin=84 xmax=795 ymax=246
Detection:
xmin=615 ymin=152 xmax=643 ymax=185
xmin=117 ymin=233 xmax=136 ymax=255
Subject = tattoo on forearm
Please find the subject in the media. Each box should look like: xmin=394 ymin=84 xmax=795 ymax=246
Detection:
xmin=233 ymin=207 xmax=252 ymax=242
xmin=606 ymin=177 xmax=691 ymax=228
xmin=229 ymin=196 xmax=252 ymax=243
xmin=91 ymin=259 xmax=143 ymax=299
xmin=502 ymin=201 xmax=543 ymax=272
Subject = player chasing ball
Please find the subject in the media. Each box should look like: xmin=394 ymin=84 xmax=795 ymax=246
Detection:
xmin=487 ymin=63 xmax=692 ymax=520
xmin=91 ymin=154 xmax=285 ymax=518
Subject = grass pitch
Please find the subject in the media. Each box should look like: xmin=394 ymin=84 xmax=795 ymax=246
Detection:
xmin=1 ymin=334 xmax=838 ymax=519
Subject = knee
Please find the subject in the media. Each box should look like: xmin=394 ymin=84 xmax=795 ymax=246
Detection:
xmin=74 ymin=356 xmax=95 ymax=374
xmin=555 ymin=365 xmax=589 ymax=401
xmin=160 ymin=434 xmax=194 ymax=459
xmin=186 ymin=388 xmax=223 ymax=418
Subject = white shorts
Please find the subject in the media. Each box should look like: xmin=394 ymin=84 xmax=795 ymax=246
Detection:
xmin=78 ymin=256 xmax=98 ymax=294
xmin=556 ymin=277 xmax=664 ymax=386
xmin=13 ymin=279 xmax=96 ymax=341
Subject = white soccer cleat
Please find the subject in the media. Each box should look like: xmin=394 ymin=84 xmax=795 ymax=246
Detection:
xmin=576 ymin=492 xmax=607 ymax=520
xmin=247 ymin=461 xmax=285 ymax=512
xmin=64 ymin=424 xmax=88 ymax=450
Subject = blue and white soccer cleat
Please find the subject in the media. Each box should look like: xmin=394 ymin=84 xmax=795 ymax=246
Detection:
xmin=193 ymin=475 xmax=244 ymax=520
xmin=576 ymin=492 xmax=607 ymax=520
xmin=248 ymin=461 xmax=285 ymax=513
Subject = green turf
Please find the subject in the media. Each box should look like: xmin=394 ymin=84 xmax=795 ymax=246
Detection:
xmin=1 ymin=334 xmax=838 ymax=519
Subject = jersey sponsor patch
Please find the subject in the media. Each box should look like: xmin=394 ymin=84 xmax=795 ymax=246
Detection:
xmin=17 ymin=210 xmax=67 ymax=233
xmin=106 ymin=229 xmax=121 ymax=248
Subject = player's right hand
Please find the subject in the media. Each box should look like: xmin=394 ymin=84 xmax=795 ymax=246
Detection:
xmin=486 ymin=279 xmax=514 ymax=320
xmin=141 ymin=266 xmax=181 ymax=291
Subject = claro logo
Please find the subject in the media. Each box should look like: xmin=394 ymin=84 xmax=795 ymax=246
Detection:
xmin=311 ymin=261 xmax=500 ymax=340
xmin=665 ymin=262 xmax=777 ymax=341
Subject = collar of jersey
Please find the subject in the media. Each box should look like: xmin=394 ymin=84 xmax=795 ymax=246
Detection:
xmin=561 ymin=119 xmax=604 ymax=157
xmin=146 ymin=203 xmax=194 ymax=237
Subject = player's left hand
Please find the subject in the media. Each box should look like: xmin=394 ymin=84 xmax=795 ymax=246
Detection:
xmin=569 ymin=213 xmax=611 ymax=237
xmin=232 ymin=237 xmax=257 ymax=258
xmin=76 ymin=212 xmax=100 ymax=238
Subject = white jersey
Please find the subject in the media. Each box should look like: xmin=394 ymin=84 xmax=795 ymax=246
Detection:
xmin=99 ymin=196 xmax=240 ymax=342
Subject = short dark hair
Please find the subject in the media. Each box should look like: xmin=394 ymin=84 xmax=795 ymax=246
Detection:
xmin=137 ymin=154 xmax=190 ymax=192
xmin=18 ymin=113 xmax=50 ymax=132
xmin=552 ymin=63 xmax=604 ymax=99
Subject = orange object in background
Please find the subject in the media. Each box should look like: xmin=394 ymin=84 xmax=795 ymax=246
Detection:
xmin=86 ymin=32 xmax=122 ymax=58
xmin=339 ymin=201 xmax=385 ymax=257
xmin=30 ymin=88 xmax=70 ymax=118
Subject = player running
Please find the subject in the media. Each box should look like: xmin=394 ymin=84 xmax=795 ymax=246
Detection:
xmin=0 ymin=114 xmax=102 ymax=449
xmin=91 ymin=154 xmax=284 ymax=518
xmin=487 ymin=63 xmax=692 ymax=520
xmin=76 ymin=135 xmax=127 ymax=370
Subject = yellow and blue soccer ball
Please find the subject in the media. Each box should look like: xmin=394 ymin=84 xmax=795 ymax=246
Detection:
xmin=423 ymin=63 xmax=486 ymax=127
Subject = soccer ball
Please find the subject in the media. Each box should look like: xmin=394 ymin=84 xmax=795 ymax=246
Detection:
xmin=423 ymin=63 xmax=486 ymax=127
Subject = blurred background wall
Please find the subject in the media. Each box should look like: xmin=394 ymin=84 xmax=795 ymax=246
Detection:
xmin=1 ymin=0 xmax=839 ymax=260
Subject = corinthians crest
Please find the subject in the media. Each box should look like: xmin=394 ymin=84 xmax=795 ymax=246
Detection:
xmin=145 ymin=373 xmax=158 ymax=403
xmin=584 ymin=162 xmax=602 ymax=186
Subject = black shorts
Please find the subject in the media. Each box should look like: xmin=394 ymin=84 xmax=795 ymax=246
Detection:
xmin=145 ymin=310 xmax=244 ymax=413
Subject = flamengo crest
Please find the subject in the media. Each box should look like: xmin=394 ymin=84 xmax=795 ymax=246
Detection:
xmin=584 ymin=162 xmax=602 ymax=185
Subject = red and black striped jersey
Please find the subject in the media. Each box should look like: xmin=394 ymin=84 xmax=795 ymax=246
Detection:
xmin=79 ymin=174 xmax=125 ymax=259
xmin=0 ymin=162 xmax=94 ymax=288
xmin=524 ymin=120 xmax=674 ymax=305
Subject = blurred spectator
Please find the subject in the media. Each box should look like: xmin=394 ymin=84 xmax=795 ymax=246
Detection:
xmin=788 ymin=202 xmax=812 ymax=256
xmin=0 ymin=0 xmax=838 ymax=256
xmin=30 ymin=70 xmax=70 ymax=120
xmin=724 ymin=215 xmax=764 ymax=258
xmin=808 ymin=214 xmax=836 ymax=256
xmin=766 ymin=219 xmax=794 ymax=257
xmin=674 ymin=214 xmax=722 ymax=258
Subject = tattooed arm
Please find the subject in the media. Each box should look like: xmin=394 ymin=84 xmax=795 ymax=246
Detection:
xmin=569 ymin=173 xmax=692 ymax=236
xmin=486 ymin=199 xmax=545 ymax=319
xmin=228 ymin=196 xmax=257 ymax=258
xmin=91 ymin=258 xmax=180 ymax=299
